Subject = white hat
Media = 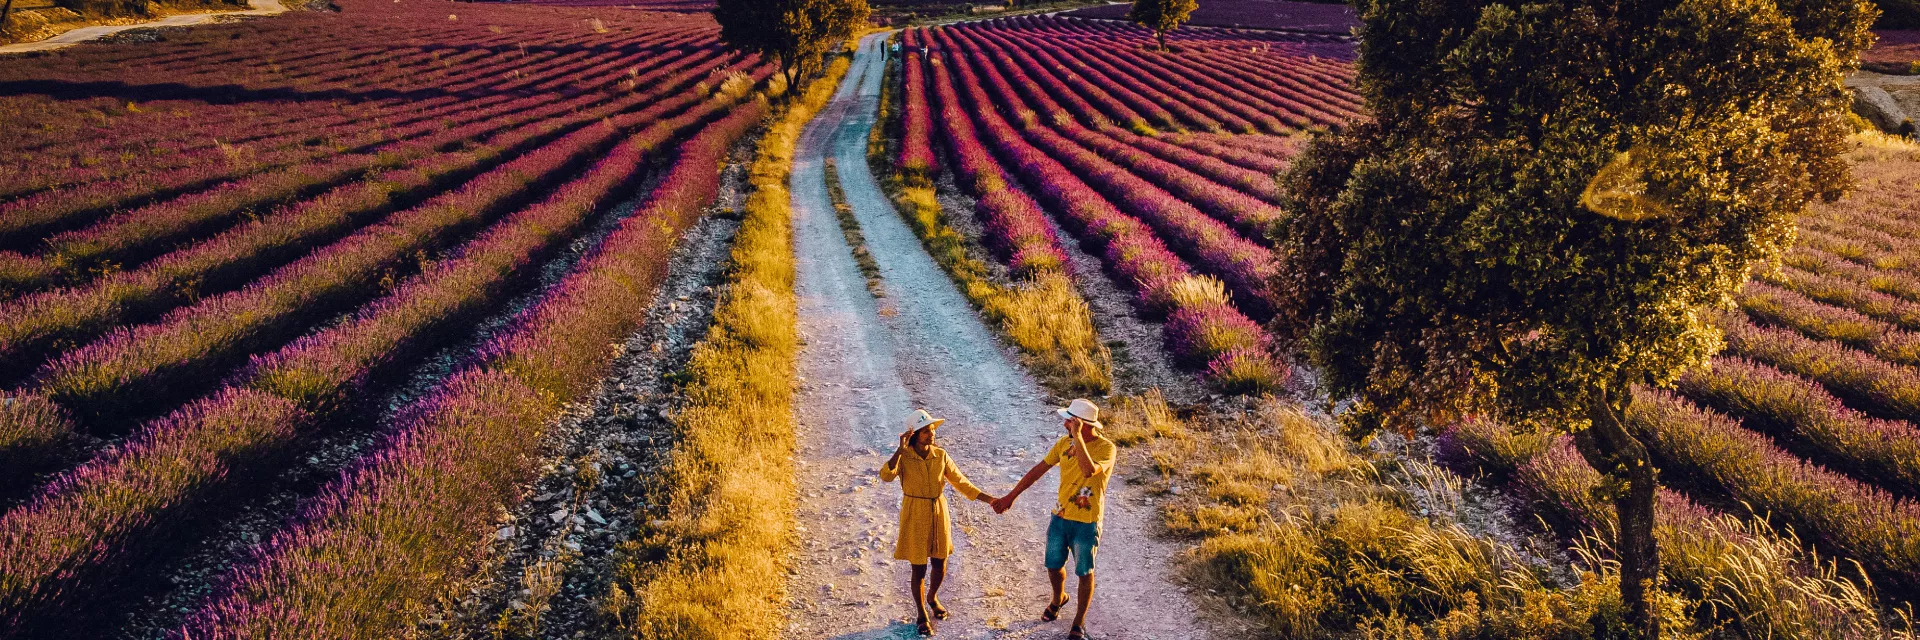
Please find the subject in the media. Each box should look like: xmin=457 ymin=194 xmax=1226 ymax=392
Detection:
xmin=1055 ymin=398 xmax=1101 ymax=426
xmin=906 ymin=409 xmax=945 ymax=432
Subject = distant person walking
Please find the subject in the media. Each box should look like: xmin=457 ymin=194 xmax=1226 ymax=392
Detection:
xmin=993 ymin=399 xmax=1117 ymax=640
xmin=881 ymin=409 xmax=998 ymax=636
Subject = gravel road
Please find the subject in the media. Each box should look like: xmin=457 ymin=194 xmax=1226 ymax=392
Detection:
xmin=784 ymin=33 xmax=1209 ymax=640
xmin=0 ymin=0 xmax=286 ymax=54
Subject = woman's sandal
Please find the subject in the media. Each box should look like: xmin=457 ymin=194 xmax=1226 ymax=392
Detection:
xmin=1041 ymin=597 xmax=1067 ymax=622
xmin=917 ymin=617 xmax=935 ymax=636
xmin=1068 ymin=625 xmax=1087 ymax=639
xmin=928 ymin=599 xmax=949 ymax=620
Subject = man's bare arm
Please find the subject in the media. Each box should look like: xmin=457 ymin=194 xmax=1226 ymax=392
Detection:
xmin=994 ymin=461 xmax=1054 ymax=512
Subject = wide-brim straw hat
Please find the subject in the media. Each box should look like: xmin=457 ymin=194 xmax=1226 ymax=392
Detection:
xmin=906 ymin=409 xmax=944 ymax=432
xmin=1055 ymin=398 xmax=1102 ymax=428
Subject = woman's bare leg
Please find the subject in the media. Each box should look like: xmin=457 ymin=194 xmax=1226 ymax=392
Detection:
xmin=910 ymin=562 xmax=929 ymax=623
xmin=927 ymin=558 xmax=947 ymax=616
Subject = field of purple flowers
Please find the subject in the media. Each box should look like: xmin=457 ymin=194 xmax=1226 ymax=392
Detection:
xmin=0 ymin=2 xmax=772 ymax=636
xmin=902 ymin=16 xmax=1356 ymax=390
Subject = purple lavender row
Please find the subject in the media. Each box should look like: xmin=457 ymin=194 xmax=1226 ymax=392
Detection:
xmin=1677 ymin=356 xmax=1920 ymax=498
xmin=0 ymin=49 xmax=732 ymax=380
xmin=0 ymin=40 xmax=720 ymax=295
xmin=23 ymin=74 xmax=741 ymax=433
xmin=959 ymin=26 xmax=1122 ymax=130
xmin=1737 ymin=281 xmax=1920 ymax=367
xmin=1059 ymin=125 xmax=1283 ymax=241
xmin=1625 ymin=389 xmax=1920 ymax=593
xmin=1784 ymin=245 xmax=1920 ymax=306
xmin=181 ymin=98 xmax=769 ymax=639
xmin=0 ymin=86 xmax=764 ymax=636
xmin=1439 ymin=419 xmax=1887 ymax=633
xmin=247 ymin=85 xmax=761 ymax=413
xmin=1763 ymin=265 xmax=1920 ymax=332
xmin=926 ymin=44 xmax=1071 ymax=278
xmin=1719 ymin=314 xmax=1920 ymax=424
xmin=0 ymin=28 xmax=594 ymax=201
xmin=935 ymin=31 xmax=1281 ymax=317
xmin=0 ymin=27 xmax=719 ymax=253
xmin=1164 ymin=132 xmax=1297 ymax=174
xmin=943 ymin=27 xmax=1286 ymax=238
xmin=898 ymin=29 xmax=937 ymax=180
xmin=933 ymin=36 xmax=1284 ymax=390
xmin=1104 ymin=129 xmax=1284 ymax=204
xmin=1001 ymin=28 xmax=1175 ymax=131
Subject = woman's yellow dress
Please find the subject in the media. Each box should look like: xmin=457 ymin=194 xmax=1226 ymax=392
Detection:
xmin=880 ymin=445 xmax=984 ymax=564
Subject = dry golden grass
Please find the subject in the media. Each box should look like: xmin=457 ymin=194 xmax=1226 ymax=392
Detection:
xmin=1114 ymin=393 xmax=1714 ymax=639
xmin=1461 ymin=422 xmax=1918 ymax=639
xmin=598 ymin=55 xmax=851 ymax=640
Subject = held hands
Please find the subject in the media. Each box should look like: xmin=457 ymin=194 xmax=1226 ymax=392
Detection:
xmin=990 ymin=494 xmax=1014 ymax=514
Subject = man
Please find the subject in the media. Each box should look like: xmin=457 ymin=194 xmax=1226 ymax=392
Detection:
xmin=992 ymin=399 xmax=1116 ymax=640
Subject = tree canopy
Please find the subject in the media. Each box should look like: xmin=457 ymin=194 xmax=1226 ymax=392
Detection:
xmin=1128 ymin=0 xmax=1198 ymax=51
xmin=714 ymin=0 xmax=870 ymax=89
xmin=1275 ymin=0 xmax=1874 ymax=635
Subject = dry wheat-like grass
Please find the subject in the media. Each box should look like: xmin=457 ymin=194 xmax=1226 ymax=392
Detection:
xmin=1124 ymin=394 xmax=1710 ymax=638
xmin=599 ymin=54 xmax=849 ymax=640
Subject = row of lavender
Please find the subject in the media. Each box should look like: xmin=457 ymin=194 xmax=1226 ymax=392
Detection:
xmin=899 ymin=17 xmax=1365 ymax=390
xmin=0 ymin=1 xmax=773 ymax=633
xmin=0 ymin=22 xmax=714 ymax=254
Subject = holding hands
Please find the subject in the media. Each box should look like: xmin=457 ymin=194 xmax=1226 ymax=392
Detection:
xmin=991 ymin=494 xmax=1013 ymax=514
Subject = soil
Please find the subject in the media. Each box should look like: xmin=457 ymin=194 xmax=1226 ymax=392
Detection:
xmin=416 ymin=133 xmax=763 ymax=639
xmin=783 ymin=33 xmax=1212 ymax=640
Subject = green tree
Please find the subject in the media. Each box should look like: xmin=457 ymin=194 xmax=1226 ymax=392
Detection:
xmin=1274 ymin=0 xmax=1874 ymax=636
xmin=1128 ymin=0 xmax=1198 ymax=51
xmin=714 ymin=0 xmax=870 ymax=91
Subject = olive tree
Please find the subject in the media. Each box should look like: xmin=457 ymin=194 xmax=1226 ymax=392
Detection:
xmin=1128 ymin=0 xmax=1198 ymax=51
xmin=714 ymin=0 xmax=870 ymax=92
xmin=1274 ymin=0 xmax=1873 ymax=636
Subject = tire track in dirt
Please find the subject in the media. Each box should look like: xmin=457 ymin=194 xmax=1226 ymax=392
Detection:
xmin=785 ymin=32 xmax=1208 ymax=640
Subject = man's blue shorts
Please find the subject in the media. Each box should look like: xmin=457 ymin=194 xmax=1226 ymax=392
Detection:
xmin=1044 ymin=515 xmax=1100 ymax=577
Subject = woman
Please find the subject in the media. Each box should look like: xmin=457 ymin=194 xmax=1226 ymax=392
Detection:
xmin=881 ymin=409 xmax=997 ymax=636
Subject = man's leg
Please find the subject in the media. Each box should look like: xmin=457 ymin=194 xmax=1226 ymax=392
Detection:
xmin=1070 ymin=572 xmax=1094 ymax=630
xmin=1044 ymin=517 xmax=1071 ymax=617
xmin=1049 ymin=567 xmax=1068 ymax=608
xmin=1069 ymin=519 xmax=1100 ymax=632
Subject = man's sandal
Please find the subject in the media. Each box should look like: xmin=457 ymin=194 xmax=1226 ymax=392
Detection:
xmin=1068 ymin=625 xmax=1087 ymax=639
xmin=1041 ymin=598 xmax=1067 ymax=622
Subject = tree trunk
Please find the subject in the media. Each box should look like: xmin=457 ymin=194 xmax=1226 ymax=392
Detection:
xmin=1570 ymin=387 xmax=1660 ymax=640
xmin=1 ymin=0 xmax=16 ymax=35
xmin=780 ymin=54 xmax=798 ymax=100
xmin=1156 ymin=29 xmax=1168 ymax=52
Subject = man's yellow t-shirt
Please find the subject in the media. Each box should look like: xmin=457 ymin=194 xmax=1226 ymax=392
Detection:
xmin=1043 ymin=433 xmax=1116 ymax=524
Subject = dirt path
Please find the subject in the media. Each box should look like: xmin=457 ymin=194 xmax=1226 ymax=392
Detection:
xmin=785 ymin=33 xmax=1208 ymax=640
xmin=0 ymin=0 xmax=285 ymax=54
